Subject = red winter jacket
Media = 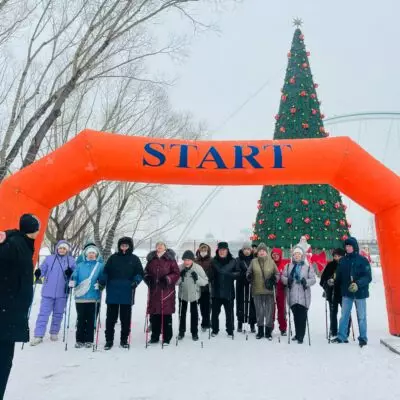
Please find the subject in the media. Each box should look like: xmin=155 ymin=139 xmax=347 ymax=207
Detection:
xmin=144 ymin=250 xmax=180 ymax=315
xmin=271 ymin=248 xmax=289 ymax=292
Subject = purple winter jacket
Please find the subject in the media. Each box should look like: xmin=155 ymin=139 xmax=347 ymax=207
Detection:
xmin=40 ymin=240 xmax=76 ymax=299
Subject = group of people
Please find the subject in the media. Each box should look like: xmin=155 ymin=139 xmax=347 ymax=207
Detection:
xmin=0 ymin=213 xmax=373 ymax=399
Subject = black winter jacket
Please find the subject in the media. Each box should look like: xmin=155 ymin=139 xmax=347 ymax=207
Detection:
xmin=236 ymin=250 xmax=254 ymax=287
xmin=0 ymin=230 xmax=35 ymax=342
xmin=210 ymin=253 xmax=240 ymax=301
xmin=320 ymin=260 xmax=342 ymax=302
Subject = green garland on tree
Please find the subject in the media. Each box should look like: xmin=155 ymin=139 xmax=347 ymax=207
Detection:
xmin=252 ymin=26 xmax=350 ymax=250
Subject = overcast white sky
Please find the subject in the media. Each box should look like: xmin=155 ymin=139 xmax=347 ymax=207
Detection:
xmin=153 ymin=0 xmax=400 ymax=242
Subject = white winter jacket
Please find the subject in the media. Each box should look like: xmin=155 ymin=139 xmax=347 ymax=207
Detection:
xmin=177 ymin=263 xmax=208 ymax=302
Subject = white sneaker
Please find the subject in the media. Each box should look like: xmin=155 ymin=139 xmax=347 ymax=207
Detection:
xmin=30 ymin=337 xmax=43 ymax=346
xmin=50 ymin=334 xmax=58 ymax=342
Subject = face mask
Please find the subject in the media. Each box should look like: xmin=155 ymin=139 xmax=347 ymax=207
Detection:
xmin=200 ymin=251 xmax=208 ymax=258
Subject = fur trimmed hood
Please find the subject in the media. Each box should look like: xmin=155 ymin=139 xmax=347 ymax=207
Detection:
xmin=147 ymin=248 xmax=176 ymax=262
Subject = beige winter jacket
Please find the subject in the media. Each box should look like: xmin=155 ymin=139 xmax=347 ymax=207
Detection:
xmin=247 ymin=256 xmax=280 ymax=296
xmin=177 ymin=263 xmax=208 ymax=302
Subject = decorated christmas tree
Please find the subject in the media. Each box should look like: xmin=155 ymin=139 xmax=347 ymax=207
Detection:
xmin=252 ymin=21 xmax=350 ymax=251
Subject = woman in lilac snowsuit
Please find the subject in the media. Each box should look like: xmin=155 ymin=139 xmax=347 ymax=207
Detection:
xmin=31 ymin=241 xmax=76 ymax=345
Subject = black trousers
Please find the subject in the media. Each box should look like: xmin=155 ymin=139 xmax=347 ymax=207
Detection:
xmin=105 ymin=304 xmax=132 ymax=343
xmin=198 ymin=288 xmax=210 ymax=329
xmin=150 ymin=314 xmax=173 ymax=343
xmin=179 ymin=300 xmax=199 ymax=335
xmin=236 ymin=281 xmax=256 ymax=325
xmin=0 ymin=341 xmax=15 ymax=400
xmin=76 ymin=302 xmax=99 ymax=344
xmin=212 ymin=298 xmax=234 ymax=335
xmin=329 ymin=299 xmax=351 ymax=337
xmin=291 ymin=304 xmax=308 ymax=341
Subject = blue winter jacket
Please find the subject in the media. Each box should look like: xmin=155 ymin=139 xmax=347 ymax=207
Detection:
xmin=336 ymin=237 xmax=372 ymax=299
xmin=71 ymin=260 xmax=104 ymax=302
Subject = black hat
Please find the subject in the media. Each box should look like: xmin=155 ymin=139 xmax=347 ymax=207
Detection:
xmin=217 ymin=242 xmax=229 ymax=250
xmin=182 ymin=250 xmax=195 ymax=261
xmin=332 ymin=248 xmax=345 ymax=257
xmin=252 ymin=244 xmax=258 ymax=249
xmin=19 ymin=214 xmax=39 ymax=235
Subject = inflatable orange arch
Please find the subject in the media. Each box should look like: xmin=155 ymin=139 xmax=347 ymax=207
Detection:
xmin=0 ymin=129 xmax=399 ymax=335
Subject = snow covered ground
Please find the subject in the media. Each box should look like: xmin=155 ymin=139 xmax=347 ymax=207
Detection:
xmin=7 ymin=267 xmax=400 ymax=400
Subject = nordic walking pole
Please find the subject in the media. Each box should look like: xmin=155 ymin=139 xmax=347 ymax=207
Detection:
xmin=93 ymin=290 xmax=102 ymax=352
xmin=208 ymin=291 xmax=212 ymax=340
xmin=161 ymin=288 xmax=165 ymax=349
xmin=127 ymin=288 xmax=135 ymax=350
xmin=145 ymin=288 xmax=150 ymax=348
xmin=176 ymin=299 xmax=183 ymax=346
xmin=273 ymin=285 xmax=280 ymax=343
xmin=325 ymin=294 xmax=329 ymax=341
xmin=63 ymin=287 xmax=71 ymax=343
xmin=303 ymin=283 xmax=311 ymax=347
xmin=244 ymin=286 xmax=250 ymax=340
xmin=65 ymin=288 xmax=73 ymax=351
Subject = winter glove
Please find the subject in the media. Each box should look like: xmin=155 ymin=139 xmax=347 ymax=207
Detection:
xmin=144 ymin=275 xmax=153 ymax=287
xmin=191 ymin=271 xmax=198 ymax=283
xmin=180 ymin=269 xmax=187 ymax=281
xmin=348 ymin=282 xmax=358 ymax=293
xmin=287 ymin=277 xmax=294 ymax=289
xmin=159 ymin=275 xmax=169 ymax=288
xmin=301 ymin=278 xmax=307 ymax=289
xmin=94 ymin=282 xmax=101 ymax=291
xmin=0 ymin=231 xmax=6 ymax=244
xmin=131 ymin=281 xmax=138 ymax=290
xmin=265 ymin=277 xmax=276 ymax=290
xmin=68 ymin=280 xmax=76 ymax=288
xmin=34 ymin=268 xmax=41 ymax=279
xmin=65 ymin=267 xmax=73 ymax=279
xmin=327 ymin=278 xmax=335 ymax=287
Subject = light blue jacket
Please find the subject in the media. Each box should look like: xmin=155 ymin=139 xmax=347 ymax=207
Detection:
xmin=71 ymin=260 xmax=104 ymax=302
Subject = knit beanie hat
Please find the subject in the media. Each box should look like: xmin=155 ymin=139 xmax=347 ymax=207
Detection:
xmin=292 ymin=246 xmax=305 ymax=256
xmin=257 ymin=242 xmax=268 ymax=253
xmin=242 ymin=242 xmax=252 ymax=250
xmin=217 ymin=242 xmax=229 ymax=250
xmin=182 ymin=250 xmax=195 ymax=261
xmin=19 ymin=214 xmax=40 ymax=234
xmin=84 ymin=245 xmax=99 ymax=257
xmin=332 ymin=248 xmax=346 ymax=257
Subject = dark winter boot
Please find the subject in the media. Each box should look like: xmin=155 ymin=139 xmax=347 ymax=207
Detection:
xmin=120 ymin=340 xmax=129 ymax=349
xmin=250 ymin=324 xmax=256 ymax=333
xmin=256 ymin=326 xmax=264 ymax=339
xmin=237 ymin=322 xmax=243 ymax=333
xmin=280 ymin=330 xmax=287 ymax=336
xmin=211 ymin=331 xmax=218 ymax=337
xmin=265 ymin=327 xmax=272 ymax=341
xmin=104 ymin=342 xmax=113 ymax=351
xmin=359 ymin=339 xmax=367 ymax=348
xmin=291 ymin=335 xmax=298 ymax=342
xmin=178 ymin=332 xmax=185 ymax=340
xmin=192 ymin=334 xmax=199 ymax=341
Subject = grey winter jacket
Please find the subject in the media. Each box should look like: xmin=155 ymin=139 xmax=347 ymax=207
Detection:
xmin=177 ymin=263 xmax=208 ymax=302
xmin=281 ymin=262 xmax=316 ymax=309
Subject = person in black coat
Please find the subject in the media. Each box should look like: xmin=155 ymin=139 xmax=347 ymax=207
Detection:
xmin=99 ymin=237 xmax=144 ymax=350
xmin=320 ymin=248 xmax=350 ymax=339
xmin=236 ymin=243 xmax=256 ymax=333
xmin=210 ymin=242 xmax=240 ymax=338
xmin=0 ymin=214 xmax=40 ymax=399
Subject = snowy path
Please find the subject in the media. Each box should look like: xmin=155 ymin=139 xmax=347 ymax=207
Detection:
xmin=7 ymin=268 xmax=400 ymax=400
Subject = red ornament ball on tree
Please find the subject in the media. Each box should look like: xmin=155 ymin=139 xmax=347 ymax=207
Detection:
xmin=310 ymin=93 xmax=316 ymax=99
xmin=281 ymin=94 xmax=287 ymax=102
xmin=319 ymin=199 xmax=327 ymax=206
xmin=319 ymin=127 xmax=325 ymax=133
xmin=339 ymin=220 xmax=346 ymax=227
xmin=304 ymin=234 xmax=310 ymax=240
xmin=302 ymin=62 xmax=308 ymax=69
xmin=324 ymin=220 xmax=331 ymax=226
xmin=275 ymin=114 xmax=280 ymax=121
xmin=342 ymin=235 xmax=349 ymax=241
xmin=280 ymin=127 xmax=286 ymax=133
xmin=290 ymin=107 xmax=297 ymax=114
xmin=287 ymin=52 xmax=291 ymax=58
xmin=304 ymin=217 xmax=311 ymax=224
xmin=286 ymin=217 xmax=293 ymax=224
xmin=302 ymin=122 xmax=309 ymax=129
xmin=307 ymin=51 xmax=310 ymax=56
xmin=301 ymin=199 xmax=309 ymax=205
xmin=299 ymin=34 xmax=304 ymax=40
xmin=274 ymin=201 xmax=280 ymax=208
xmin=314 ymin=83 xmax=319 ymax=88
xmin=268 ymin=234 xmax=276 ymax=240
xmin=289 ymin=77 xmax=296 ymax=84
xmin=300 ymin=90 xmax=307 ymax=97
xmin=311 ymin=108 xmax=317 ymax=115
xmin=334 ymin=202 xmax=341 ymax=209
xmin=259 ymin=219 xmax=264 ymax=225
xmin=342 ymin=204 xmax=348 ymax=210
xmin=321 ymin=113 xmax=325 ymax=119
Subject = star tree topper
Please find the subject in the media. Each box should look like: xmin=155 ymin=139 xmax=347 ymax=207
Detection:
xmin=293 ymin=17 xmax=303 ymax=27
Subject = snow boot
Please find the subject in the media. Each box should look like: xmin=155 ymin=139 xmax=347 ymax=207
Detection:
xmin=192 ymin=334 xmax=199 ymax=341
xmin=227 ymin=333 xmax=234 ymax=339
xmin=280 ymin=330 xmax=287 ymax=337
xmin=201 ymin=326 xmax=208 ymax=332
xmin=359 ymin=339 xmax=367 ymax=348
xmin=30 ymin=337 xmax=43 ymax=346
xmin=297 ymin=339 xmax=304 ymax=344
xmin=178 ymin=332 xmax=185 ymax=340
xmin=50 ymin=334 xmax=58 ymax=342
xmin=74 ymin=342 xmax=84 ymax=349
xmin=265 ymin=327 xmax=272 ymax=341
xmin=291 ymin=335 xmax=298 ymax=341
xmin=211 ymin=331 xmax=218 ymax=337
xmin=331 ymin=338 xmax=349 ymax=344
xmin=256 ymin=326 xmax=264 ymax=339
xmin=104 ymin=342 xmax=113 ymax=350
xmin=85 ymin=342 xmax=93 ymax=348
xmin=237 ymin=322 xmax=243 ymax=333
xmin=250 ymin=324 xmax=256 ymax=333
xmin=120 ymin=340 xmax=129 ymax=349
xmin=162 ymin=340 xmax=170 ymax=347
